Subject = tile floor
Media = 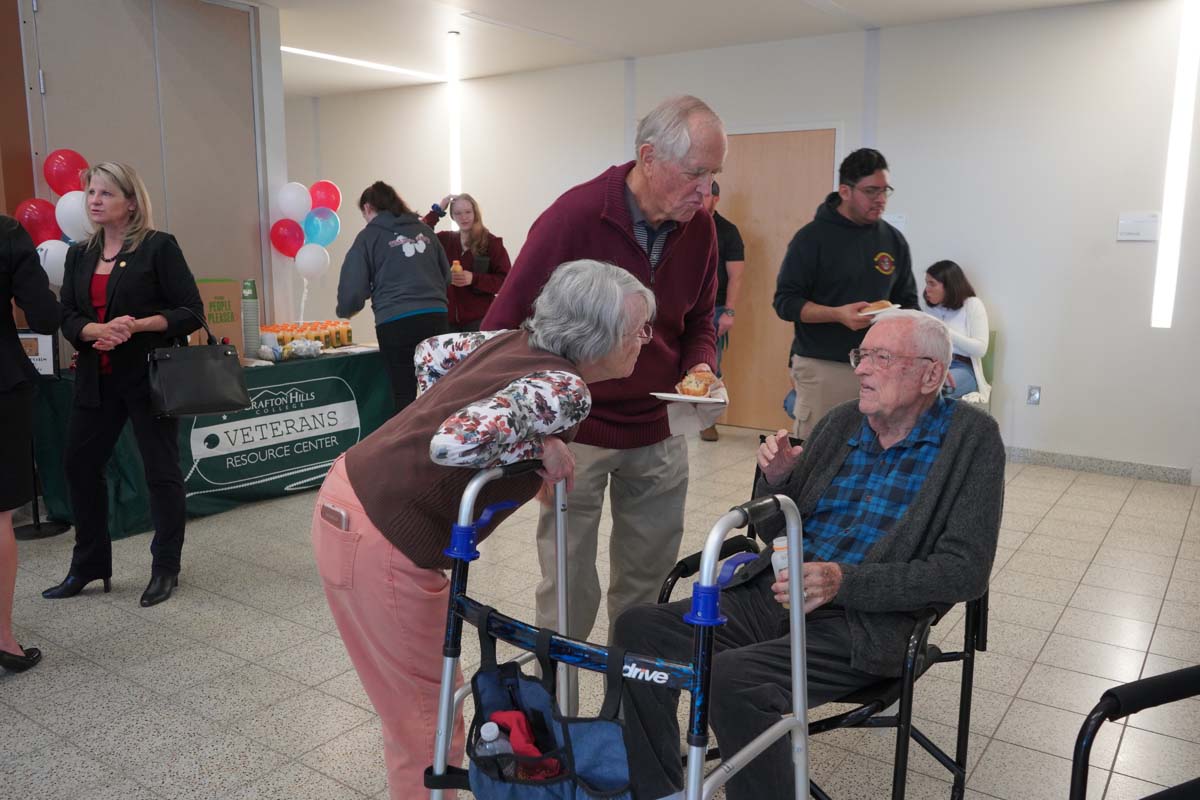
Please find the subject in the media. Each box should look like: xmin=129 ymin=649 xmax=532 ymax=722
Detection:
xmin=3 ymin=425 xmax=1199 ymax=799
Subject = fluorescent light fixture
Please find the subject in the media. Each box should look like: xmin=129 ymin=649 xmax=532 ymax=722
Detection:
xmin=1151 ymin=0 xmax=1200 ymax=329
xmin=448 ymin=31 xmax=462 ymax=203
xmin=280 ymin=46 xmax=444 ymax=83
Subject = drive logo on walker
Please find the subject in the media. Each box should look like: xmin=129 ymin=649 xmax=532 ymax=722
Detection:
xmin=184 ymin=376 xmax=361 ymax=497
xmin=622 ymin=661 xmax=670 ymax=685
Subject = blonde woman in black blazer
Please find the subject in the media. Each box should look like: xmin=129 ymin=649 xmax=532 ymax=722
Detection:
xmin=43 ymin=162 xmax=203 ymax=608
xmin=0 ymin=215 xmax=60 ymax=672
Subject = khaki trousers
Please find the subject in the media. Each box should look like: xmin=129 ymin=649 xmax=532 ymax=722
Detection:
xmin=789 ymin=354 xmax=860 ymax=440
xmin=534 ymin=437 xmax=689 ymax=643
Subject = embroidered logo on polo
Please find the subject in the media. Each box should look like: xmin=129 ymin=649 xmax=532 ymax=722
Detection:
xmin=388 ymin=233 xmax=430 ymax=257
xmin=874 ymin=252 xmax=896 ymax=275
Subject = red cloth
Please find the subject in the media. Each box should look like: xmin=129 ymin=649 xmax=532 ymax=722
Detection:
xmin=489 ymin=710 xmax=562 ymax=780
xmin=481 ymin=161 xmax=718 ymax=450
xmin=89 ymin=272 xmax=113 ymax=375
xmin=421 ymin=212 xmax=512 ymax=327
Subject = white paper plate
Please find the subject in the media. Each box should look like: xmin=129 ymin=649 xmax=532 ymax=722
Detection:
xmin=651 ymin=391 xmax=727 ymax=405
xmin=860 ymin=303 xmax=900 ymax=316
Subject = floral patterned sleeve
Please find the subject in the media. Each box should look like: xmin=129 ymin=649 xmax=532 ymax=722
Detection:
xmin=414 ymin=330 xmax=507 ymax=396
xmin=429 ymin=371 xmax=591 ymax=467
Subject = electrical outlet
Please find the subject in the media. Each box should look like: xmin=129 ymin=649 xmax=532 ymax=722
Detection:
xmin=1027 ymin=385 xmax=1041 ymax=405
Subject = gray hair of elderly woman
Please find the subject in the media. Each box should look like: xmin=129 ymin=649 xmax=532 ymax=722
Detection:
xmin=635 ymin=95 xmax=723 ymax=163
xmin=525 ymin=260 xmax=656 ymax=365
xmin=876 ymin=309 xmax=953 ymax=383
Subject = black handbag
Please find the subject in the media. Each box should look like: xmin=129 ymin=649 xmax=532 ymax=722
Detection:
xmin=147 ymin=308 xmax=250 ymax=417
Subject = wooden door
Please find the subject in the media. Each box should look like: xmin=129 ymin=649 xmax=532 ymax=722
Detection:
xmin=717 ymin=130 xmax=836 ymax=431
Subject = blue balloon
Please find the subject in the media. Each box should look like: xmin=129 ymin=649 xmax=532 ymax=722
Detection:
xmin=303 ymin=207 xmax=341 ymax=247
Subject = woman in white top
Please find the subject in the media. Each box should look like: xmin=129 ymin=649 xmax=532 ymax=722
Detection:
xmin=921 ymin=260 xmax=991 ymax=402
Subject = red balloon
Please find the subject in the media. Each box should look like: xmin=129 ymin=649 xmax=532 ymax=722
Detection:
xmin=43 ymin=149 xmax=89 ymax=196
xmin=270 ymin=219 xmax=305 ymax=258
xmin=309 ymin=180 xmax=342 ymax=212
xmin=14 ymin=198 xmax=62 ymax=245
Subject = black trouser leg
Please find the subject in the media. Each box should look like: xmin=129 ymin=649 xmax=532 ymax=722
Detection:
xmin=376 ymin=313 xmax=449 ymax=414
xmin=709 ymin=608 xmax=882 ymax=800
xmin=613 ymin=569 xmax=883 ymax=800
xmin=63 ymin=384 xmax=129 ymax=580
xmin=125 ymin=389 xmax=185 ymax=577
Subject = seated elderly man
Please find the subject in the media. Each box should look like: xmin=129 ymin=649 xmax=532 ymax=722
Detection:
xmin=613 ymin=310 xmax=1004 ymax=800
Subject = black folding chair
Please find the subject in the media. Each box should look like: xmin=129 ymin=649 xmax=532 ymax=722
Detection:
xmin=659 ymin=432 xmax=989 ymax=799
xmin=1069 ymin=665 xmax=1200 ymax=800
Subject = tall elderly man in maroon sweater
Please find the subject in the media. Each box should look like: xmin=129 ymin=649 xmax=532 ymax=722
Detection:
xmin=483 ymin=95 xmax=726 ymax=644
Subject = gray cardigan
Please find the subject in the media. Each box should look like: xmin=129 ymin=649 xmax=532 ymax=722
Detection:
xmin=748 ymin=399 xmax=1005 ymax=676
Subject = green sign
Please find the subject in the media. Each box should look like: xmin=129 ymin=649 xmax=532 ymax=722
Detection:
xmin=33 ymin=351 xmax=392 ymax=539
xmin=185 ymin=375 xmax=363 ymax=497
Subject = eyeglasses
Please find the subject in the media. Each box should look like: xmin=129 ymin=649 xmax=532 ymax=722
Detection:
xmin=633 ymin=322 xmax=653 ymax=343
xmin=851 ymin=183 xmax=895 ymax=199
xmin=849 ymin=348 xmax=934 ymax=370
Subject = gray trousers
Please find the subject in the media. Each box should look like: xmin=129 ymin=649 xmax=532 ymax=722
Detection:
xmin=613 ymin=564 xmax=884 ymax=800
xmin=534 ymin=437 xmax=689 ymax=643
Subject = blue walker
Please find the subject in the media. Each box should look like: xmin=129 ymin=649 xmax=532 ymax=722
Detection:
xmin=427 ymin=461 xmax=812 ymax=800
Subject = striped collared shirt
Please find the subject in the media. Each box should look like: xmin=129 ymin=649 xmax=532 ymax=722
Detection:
xmin=625 ymin=186 xmax=676 ymax=271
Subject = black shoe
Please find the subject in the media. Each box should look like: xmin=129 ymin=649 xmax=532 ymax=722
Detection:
xmin=42 ymin=575 xmax=111 ymax=599
xmin=140 ymin=574 xmax=178 ymax=607
xmin=0 ymin=646 xmax=42 ymax=673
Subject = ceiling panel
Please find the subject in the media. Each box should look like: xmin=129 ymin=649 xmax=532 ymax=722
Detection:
xmin=272 ymin=0 xmax=1110 ymax=97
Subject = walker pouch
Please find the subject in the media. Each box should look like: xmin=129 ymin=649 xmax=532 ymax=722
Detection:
xmin=457 ymin=608 xmax=633 ymax=799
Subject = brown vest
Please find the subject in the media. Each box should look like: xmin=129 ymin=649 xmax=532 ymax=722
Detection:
xmin=345 ymin=330 xmax=578 ymax=569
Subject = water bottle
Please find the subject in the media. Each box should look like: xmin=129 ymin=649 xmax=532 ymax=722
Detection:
xmin=475 ymin=721 xmax=516 ymax=779
xmin=771 ymin=536 xmax=791 ymax=609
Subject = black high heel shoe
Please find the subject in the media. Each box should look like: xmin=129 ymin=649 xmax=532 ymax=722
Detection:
xmin=42 ymin=575 xmax=111 ymax=599
xmin=0 ymin=646 xmax=43 ymax=673
xmin=140 ymin=574 xmax=178 ymax=607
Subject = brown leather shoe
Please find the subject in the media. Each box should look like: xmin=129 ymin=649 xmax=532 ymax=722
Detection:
xmin=699 ymin=425 xmax=719 ymax=442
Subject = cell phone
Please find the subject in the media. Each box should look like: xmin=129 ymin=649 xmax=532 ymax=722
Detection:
xmin=320 ymin=503 xmax=350 ymax=531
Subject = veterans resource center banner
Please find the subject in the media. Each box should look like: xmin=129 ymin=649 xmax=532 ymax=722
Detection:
xmin=33 ymin=351 xmax=391 ymax=538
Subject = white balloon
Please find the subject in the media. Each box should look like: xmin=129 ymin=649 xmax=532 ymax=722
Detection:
xmin=278 ymin=181 xmax=311 ymax=222
xmin=36 ymin=239 xmax=69 ymax=286
xmin=295 ymin=243 xmax=330 ymax=279
xmin=55 ymin=191 xmax=93 ymax=242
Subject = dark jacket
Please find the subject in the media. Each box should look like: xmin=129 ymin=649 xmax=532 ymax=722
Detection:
xmin=774 ymin=194 xmax=919 ymax=363
xmin=336 ymin=211 xmax=450 ymax=324
xmin=482 ymin=161 xmax=718 ymax=450
xmin=60 ymin=231 xmax=203 ymax=407
xmin=0 ymin=216 xmax=61 ymax=391
xmin=749 ymin=400 xmax=1004 ymax=676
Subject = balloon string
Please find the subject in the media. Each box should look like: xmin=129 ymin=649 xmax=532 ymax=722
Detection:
xmin=300 ymin=277 xmax=309 ymax=323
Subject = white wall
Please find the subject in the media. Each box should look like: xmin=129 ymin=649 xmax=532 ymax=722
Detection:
xmin=460 ymin=60 xmax=628 ymax=257
xmin=285 ymin=0 xmax=1200 ymax=476
xmin=878 ymin=0 xmax=1198 ymax=472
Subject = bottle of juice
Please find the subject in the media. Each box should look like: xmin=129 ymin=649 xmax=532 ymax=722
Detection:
xmin=341 ymin=320 xmax=353 ymax=345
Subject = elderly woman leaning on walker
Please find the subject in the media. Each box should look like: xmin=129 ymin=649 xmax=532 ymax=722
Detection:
xmin=311 ymin=259 xmax=656 ymax=799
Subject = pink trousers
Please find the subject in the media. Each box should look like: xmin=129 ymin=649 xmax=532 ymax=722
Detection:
xmin=312 ymin=456 xmax=464 ymax=799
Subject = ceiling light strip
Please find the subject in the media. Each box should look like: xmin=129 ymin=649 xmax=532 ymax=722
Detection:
xmin=280 ymin=45 xmax=444 ymax=83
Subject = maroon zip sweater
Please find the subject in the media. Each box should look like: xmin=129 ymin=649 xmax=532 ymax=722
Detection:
xmin=482 ymin=162 xmax=717 ymax=450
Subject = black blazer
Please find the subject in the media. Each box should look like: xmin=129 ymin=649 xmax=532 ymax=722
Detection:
xmin=60 ymin=230 xmax=204 ymax=408
xmin=0 ymin=216 xmax=61 ymax=392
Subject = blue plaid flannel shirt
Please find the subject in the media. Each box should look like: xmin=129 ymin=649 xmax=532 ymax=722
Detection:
xmin=803 ymin=397 xmax=955 ymax=565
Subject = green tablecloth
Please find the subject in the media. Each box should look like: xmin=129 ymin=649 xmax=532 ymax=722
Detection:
xmin=33 ymin=350 xmax=391 ymax=539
